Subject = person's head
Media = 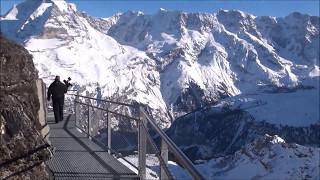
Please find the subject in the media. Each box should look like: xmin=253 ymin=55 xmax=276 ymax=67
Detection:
xmin=55 ymin=76 xmax=60 ymax=81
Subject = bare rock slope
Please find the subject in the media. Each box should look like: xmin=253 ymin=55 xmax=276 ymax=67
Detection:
xmin=0 ymin=36 xmax=51 ymax=179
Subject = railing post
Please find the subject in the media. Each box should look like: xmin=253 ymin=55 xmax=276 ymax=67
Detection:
xmin=75 ymin=92 xmax=80 ymax=127
xmin=140 ymin=108 xmax=206 ymax=180
xmin=87 ymin=104 xmax=92 ymax=139
xmin=160 ymin=139 xmax=169 ymax=180
xmin=107 ymin=111 xmax=111 ymax=154
xmin=138 ymin=106 xmax=147 ymax=180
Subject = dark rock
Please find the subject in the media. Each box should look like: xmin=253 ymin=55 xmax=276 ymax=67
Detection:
xmin=0 ymin=36 xmax=51 ymax=179
xmin=167 ymin=107 xmax=320 ymax=161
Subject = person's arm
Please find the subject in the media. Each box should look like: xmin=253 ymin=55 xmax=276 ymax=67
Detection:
xmin=63 ymin=80 xmax=72 ymax=93
xmin=64 ymin=85 xmax=68 ymax=93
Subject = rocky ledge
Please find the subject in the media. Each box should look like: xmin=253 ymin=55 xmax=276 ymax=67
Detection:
xmin=0 ymin=36 xmax=51 ymax=179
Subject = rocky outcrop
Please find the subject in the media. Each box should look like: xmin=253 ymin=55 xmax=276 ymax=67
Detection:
xmin=193 ymin=134 xmax=320 ymax=180
xmin=0 ymin=36 xmax=51 ymax=179
xmin=166 ymin=107 xmax=320 ymax=161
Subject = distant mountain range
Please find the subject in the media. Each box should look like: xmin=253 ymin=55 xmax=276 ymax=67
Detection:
xmin=1 ymin=1 xmax=319 ymax=178
xmin=1 ymin=0 xmax=318 ymax=128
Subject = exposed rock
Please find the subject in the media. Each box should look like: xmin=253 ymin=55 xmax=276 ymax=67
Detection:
xmin=0 ymin=36 xmax=51 ymax=179
xmin=192 ymin=134 xmax=320 ymax=180
xmin=166 ymin=107 xmax=320 ymax=161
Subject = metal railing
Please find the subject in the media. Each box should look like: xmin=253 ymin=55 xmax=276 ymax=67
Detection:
xmin=68 ymin=92 xmax=205 ymax=180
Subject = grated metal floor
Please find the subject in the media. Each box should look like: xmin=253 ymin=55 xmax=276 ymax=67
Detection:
xmin=46 ymin=113 xmax=139 ymax=180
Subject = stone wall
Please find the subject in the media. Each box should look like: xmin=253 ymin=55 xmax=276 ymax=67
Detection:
xmin=0 ymin=36 xmax=51 ymax=179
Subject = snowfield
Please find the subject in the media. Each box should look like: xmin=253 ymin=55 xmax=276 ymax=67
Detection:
xmin=196 ymin=134 xmax=320 ymax=180
xmin=118 ymin=135 xmax=320 ymax=180
xmin=1 ymin=0 xmax=318 ymax=128
xmin=214 ymin=84 xmax=319 ymax=126
xmin=1 ymin=0 xmax=319 ymax=179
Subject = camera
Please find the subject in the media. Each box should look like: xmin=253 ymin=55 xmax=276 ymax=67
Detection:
xmin=63 ymin=77 xmax=73 ymax=87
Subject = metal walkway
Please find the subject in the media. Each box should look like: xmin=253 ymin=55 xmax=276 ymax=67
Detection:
xmin=45 ymin=113 xmax=139 ymax=180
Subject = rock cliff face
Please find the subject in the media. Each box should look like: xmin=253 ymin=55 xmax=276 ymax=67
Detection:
xmin=167 ymin=107 xmax=320 ymax=160
xmin=0 ymin=36 xmax=51 ymax=179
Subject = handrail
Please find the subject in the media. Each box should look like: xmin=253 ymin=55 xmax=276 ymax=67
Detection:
xmin=72 ymin=99 xmax=141 ymax=173
xmin=74 ymin=94 xmax=135 ymax=108
xmin=70 ymin=93 xmax=206 ymax=180
xmin=140 ymin=107 xmax=206 ymax=180
xmin=74 ymin=100 xmax=139 ymax=121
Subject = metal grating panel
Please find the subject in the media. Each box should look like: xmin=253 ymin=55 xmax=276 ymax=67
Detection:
xmin=46 ymin=113 xmax=139 ymax=180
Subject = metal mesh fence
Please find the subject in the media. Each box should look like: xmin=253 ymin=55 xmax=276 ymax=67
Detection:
xmin=76 ymin=103 xmax=89 ymax=133
xmin=72 ymin=95 xmax=175 ymax=179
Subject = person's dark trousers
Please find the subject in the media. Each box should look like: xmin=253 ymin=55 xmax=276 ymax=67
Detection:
xmin=52 ymin=97 xmax=64 ymax=123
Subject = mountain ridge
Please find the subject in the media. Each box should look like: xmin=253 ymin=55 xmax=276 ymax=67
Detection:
xmin=0 ymin=0 xmax=319 ymax=128
xmin=1 ymin=1 xmax=319 ymax=179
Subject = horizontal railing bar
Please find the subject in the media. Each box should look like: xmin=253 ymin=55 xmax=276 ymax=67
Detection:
xmin=69 ymin=92 xmax=203 ymax=179
xmin=74 ymin=122 xmax=140 ymax=173
xmin=74 ymin=100 xmax=139 ymax=121
xmin=140 ymin=107 xmax=206 ymax=180
xmin=71 ymin=94 xmax=135 ymax=108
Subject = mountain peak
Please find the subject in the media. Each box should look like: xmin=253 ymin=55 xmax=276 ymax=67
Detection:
xmin=159 ymin=8 xmax=167 ymax=12
xmin=51 ymin=0 xmax=77 ymax=12
xmin=217 ymin=9 xmax=252 ymax=18
xmin=254 ymin=134 xmax=286 ymax=148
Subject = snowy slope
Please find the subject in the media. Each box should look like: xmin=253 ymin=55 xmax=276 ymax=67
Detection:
xmin=0 ymin=0 xmax=170 ymax=127
xmin=104 ymin=9 xmax=319 ymax=124
xmin=194 ymin=134 xmax=320 ymax=180
xmin=106 ymin=9 xmax=319 ymax=99
xmin=1 ymin=1 xmax=319 ymax=179
xmin=213 ymin=85 xmax=319 ymax=127
xmin=117 ymin=135 xmax=320 ymax=180
xmin=1 ymin=0 xmax=319 ymax=128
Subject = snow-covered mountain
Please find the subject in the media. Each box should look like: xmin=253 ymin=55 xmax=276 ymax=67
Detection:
xmin=104 ymin=9 xmax=319 ymax=109
xmin=1 ymin=0 xmax=319 ymax=129
xmin=1 ymin=0 xmax=319 ymax=178
xmin=114 ymin=134 xmax=320 ymax=179
xmin=167 ymin=104 xmax=320 ymax=160
xmin=171 ymin=134 xmax=320 ymax=180
xmin=0 ymin=0 xmax=170 ymax=127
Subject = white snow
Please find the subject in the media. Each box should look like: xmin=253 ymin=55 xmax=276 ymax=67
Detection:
xmin=309 ymin=66 xmax=320 ymax=77
xmin=28 ymin=2 xmax=52 ymax=21
xmin=25 ymin=38 xmax=66 ymax=50
xmin=0 ymin=0 xmax=319 ymax=128
xmin=52 ymin=0 xmax=75 ymax=13
xmin=1 ymin=2 xmax=319 ymax=180
xmin=270 ymin=135 xmax=285 ymax=144
xmin=118 ymin=135 xmax=320 ymax=180
xmin=118 ymin=154 xmax=162 ymax=180
xmin=1 ymin=4 xmax=19 ymax=20
xmin=214 ymin=86 xmax=319 ymax=126
xmin=171 ymin=135 xmax=320 ymax=180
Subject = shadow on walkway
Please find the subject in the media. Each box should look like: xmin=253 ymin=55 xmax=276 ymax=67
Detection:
xmin=46 ymin=113 xmax=138 ymax=180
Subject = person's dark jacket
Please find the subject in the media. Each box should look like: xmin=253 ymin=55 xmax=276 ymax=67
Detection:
xmin=47 ymin=80 xmax=67 ymax=100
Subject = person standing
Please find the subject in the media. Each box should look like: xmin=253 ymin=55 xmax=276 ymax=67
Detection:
xmin=47 ymin=76 xmax=68 ymax=123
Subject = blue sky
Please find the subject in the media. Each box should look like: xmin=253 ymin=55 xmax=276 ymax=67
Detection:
xmin=1 ymin=0 xmax=319 ymax=18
